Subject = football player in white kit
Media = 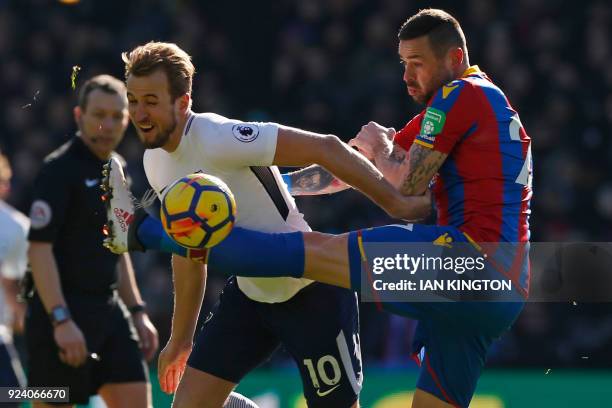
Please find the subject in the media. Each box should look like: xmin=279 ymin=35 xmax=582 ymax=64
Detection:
xmin=115 ymin=42 xmax=426 ymax=408
xmin=0 ymin=152 xmax=28 ymax=406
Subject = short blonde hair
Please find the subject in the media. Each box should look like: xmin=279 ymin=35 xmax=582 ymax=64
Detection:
xmin=122 ymin=42 xmax=195 ymax=101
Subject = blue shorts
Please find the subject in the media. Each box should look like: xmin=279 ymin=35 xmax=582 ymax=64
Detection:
xmin=348 ymin=224 xmax=525 ymax=407
xmin=189 ymin=278 xmax=361 ymax=408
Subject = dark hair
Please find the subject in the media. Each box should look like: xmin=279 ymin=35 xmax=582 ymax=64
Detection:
xmin=122 ymin=42 xmax=195 ymax=101
xmin=398 ymin=9 xmax=467 ymax=58
xmin=78 ymin=74 xmax=126 ymax=111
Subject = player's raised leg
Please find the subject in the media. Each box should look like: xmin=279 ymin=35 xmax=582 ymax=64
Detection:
xmin=301 ymin=231 xmax=352 ymax=288
xmin=101 ymin=158 xmax=362 ymax=291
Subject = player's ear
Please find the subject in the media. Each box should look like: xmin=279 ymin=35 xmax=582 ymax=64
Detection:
xmin=449 ymin=47 xmax=464 ymax=70
xmin=177 ymin=94 xmax=190 ymax=113
xmin=173 ymin=94 xmax=190 ymax=119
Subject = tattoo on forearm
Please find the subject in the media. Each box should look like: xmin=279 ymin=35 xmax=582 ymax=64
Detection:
xmin=289 ymin=165 xmax=336 ymax=193
xmin=388 ymin=147 xmax=407 ymax=164
xmin=400 ymin=144 xmax=446 ymax=195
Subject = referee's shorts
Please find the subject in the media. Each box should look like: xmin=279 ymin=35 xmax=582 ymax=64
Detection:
xmin=25 ymin=293 xmax=148 ymax=405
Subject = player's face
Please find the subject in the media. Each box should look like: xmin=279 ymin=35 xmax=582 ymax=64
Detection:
xmin=76 ymin=89 xmax=129 ymax=159
xmin=126 ymin=69 xmax=179 ymax=149
xmin=399 ymin=37 xmax=455 ymax=105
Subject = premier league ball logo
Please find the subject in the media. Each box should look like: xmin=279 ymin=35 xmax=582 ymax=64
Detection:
xmin=232 ymin=123 xmax=260 ymax=142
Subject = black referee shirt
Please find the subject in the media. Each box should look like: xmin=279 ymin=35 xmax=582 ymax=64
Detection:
xmin=28 ymin=136 xmax=122 ymax=296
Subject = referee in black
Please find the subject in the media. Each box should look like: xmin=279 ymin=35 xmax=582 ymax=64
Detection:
xmin=26 ymin=75 xmax=158 ymax=407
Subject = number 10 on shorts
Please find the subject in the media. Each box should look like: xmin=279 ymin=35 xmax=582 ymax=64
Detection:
xmin=303 ymin=355 xmax=342 ymax=395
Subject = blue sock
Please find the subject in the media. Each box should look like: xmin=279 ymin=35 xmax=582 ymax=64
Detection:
xmin=137 ymin=215 xmax=188 ymax=257
xmin=208 ymin=227 xmax=305 ymax=278
xmin=135 ymin=215 xmax=305 ymax=278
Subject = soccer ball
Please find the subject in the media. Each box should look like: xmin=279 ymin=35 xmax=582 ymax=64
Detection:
xmin=160 ymin=173 xmax=236 ymax=249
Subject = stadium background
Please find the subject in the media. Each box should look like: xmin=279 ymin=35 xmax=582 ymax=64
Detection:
xmin=2 ymin=0 xmax=611 ymax=406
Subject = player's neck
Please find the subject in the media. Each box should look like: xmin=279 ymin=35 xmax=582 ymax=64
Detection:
xmin=162 ymin=110 xmax=192 ymax=153
xmin=457 ymin=61 xmax=470 ymax=78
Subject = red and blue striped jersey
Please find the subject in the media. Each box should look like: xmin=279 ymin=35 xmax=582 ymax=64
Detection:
xmin=395 ymin=66 xmax=532 ymax=293
xmin=395 ymin=66 xmax=532 ymax=244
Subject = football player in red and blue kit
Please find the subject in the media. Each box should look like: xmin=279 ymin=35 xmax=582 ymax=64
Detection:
xmin=105 ymin=8 xmax=532 ymax=408
xmin=346 ymin=9 xmax=531 ymax=406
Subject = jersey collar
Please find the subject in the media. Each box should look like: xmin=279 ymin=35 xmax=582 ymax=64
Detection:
xmin=183 ymin=111 xmax=195 ymax=136
xmin=462 ymin=65 xmax=482 ymax=77
xmin=424 ymin=66 xmax=483 ymax=106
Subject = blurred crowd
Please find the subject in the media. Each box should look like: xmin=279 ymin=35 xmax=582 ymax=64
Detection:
xmin=1 ymin=0 xmax=611 ymax=369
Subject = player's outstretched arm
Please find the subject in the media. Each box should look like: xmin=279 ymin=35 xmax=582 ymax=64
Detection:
xmin=350 ymin=121 xmax=448 ymax=194
xmin=274 ymin=125 xmax=430 ymax=220
xmin=169 ymin=255 xmax=206 ymax=342
xmin=370 ymin=143 xmax=411 ymax=190
xmin=159 ymin=255 xmax=205 ymax=394
xmin=374 ymin=142 xmax=447 ymax=195
xmin=356 ymin=139 xmax=409 ymax=190
xmin=282 ymin=165 xmax=349 ymax=196
xmin=348 ymin=121 xmax=406 ymax=187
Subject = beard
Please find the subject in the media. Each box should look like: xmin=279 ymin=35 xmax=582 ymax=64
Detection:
xmin=141 ymin=117 xmax=177 ymax=149
xmin=411 ymin=68 xmax=456 ymax=105
xmin=412 ymin=91 xmax=431 ymax=106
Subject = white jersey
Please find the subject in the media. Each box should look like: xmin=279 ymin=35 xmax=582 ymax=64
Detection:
xmin=144 ymin=112 xmax=312 ymax=303
xmin=0 ymin=201 xmax=29 ymax=329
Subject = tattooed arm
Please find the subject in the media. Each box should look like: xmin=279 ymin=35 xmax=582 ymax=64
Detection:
xmin=396 ymin=143 xmax=447 ymax=195
xmin=351 ymin=121 xmax=447 ymax=194
xmin=284 ymin=165 xmax=349 ymax=196
xmin=370 ymin=143 xmax=411 ymax=189
xmin=273 ymin=125 xmax=430 ymax=219
xmin=368 ymin=142 xmax=446 ymax=194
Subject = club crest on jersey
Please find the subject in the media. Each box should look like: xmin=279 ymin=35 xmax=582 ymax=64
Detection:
xmin=29 ymin=199 xmax=52 ymax=229
xmin=419 ymin=107 xmax=446 ymax=141
xmin=442 ymin=80 xmax=461 ymax=99
xmin=232 ymin=123 xmax=260 ymax=143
